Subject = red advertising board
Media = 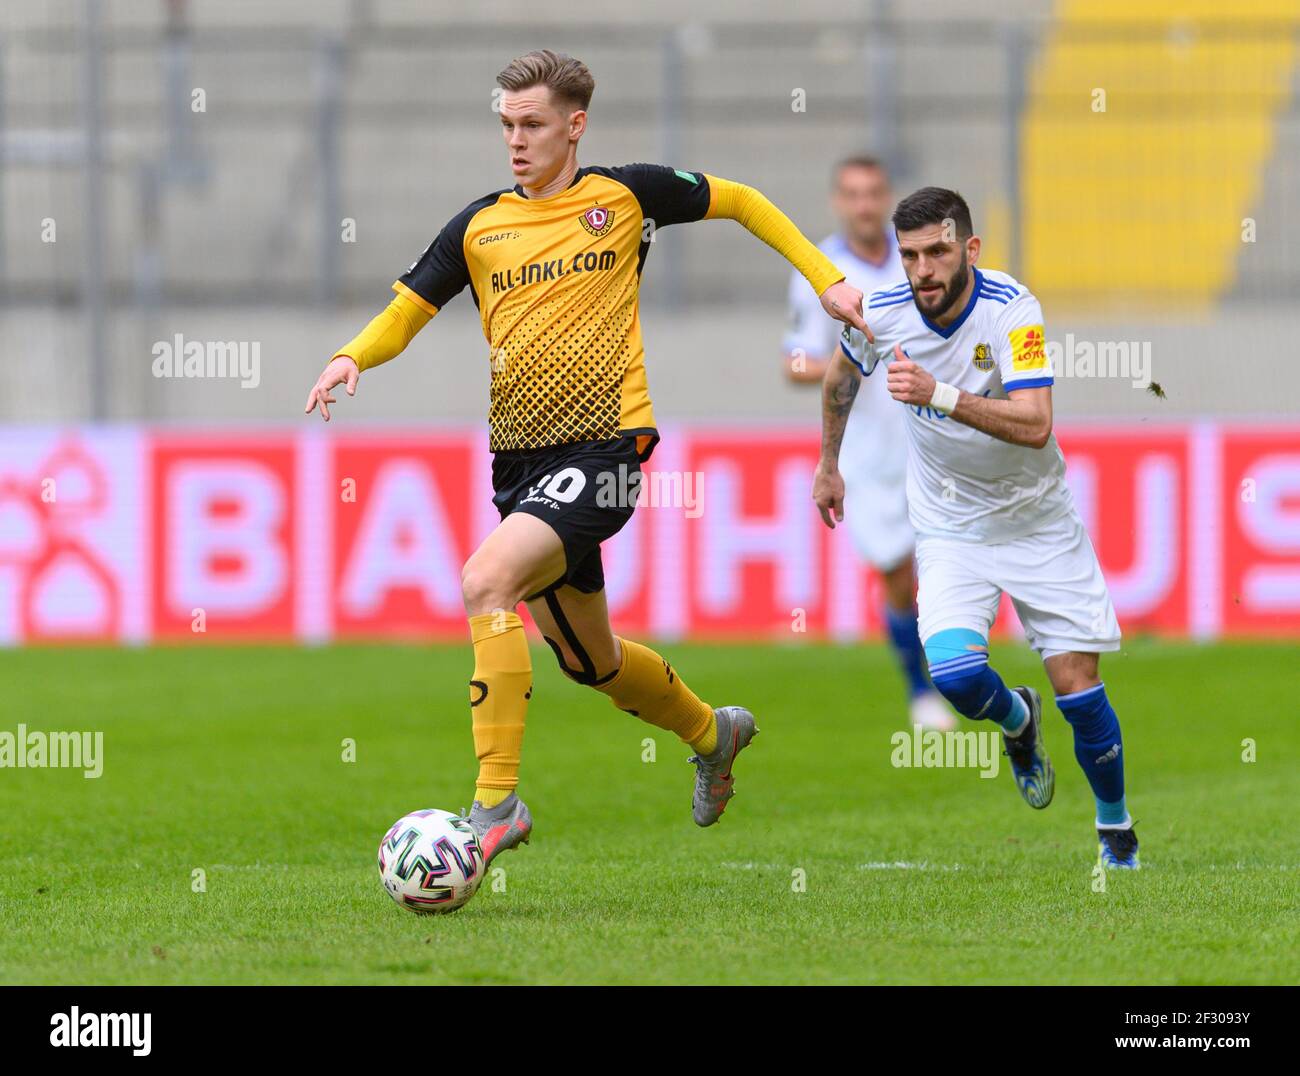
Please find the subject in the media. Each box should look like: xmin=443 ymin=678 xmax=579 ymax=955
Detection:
xmin=0 ymin=422 xmax=1296 ymax=643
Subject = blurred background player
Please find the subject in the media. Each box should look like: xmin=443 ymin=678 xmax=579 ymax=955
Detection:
xmin=304 ymin=50 xmax=868 ymax=862
xmin=783 ymin=156 xmax=952 ymax=732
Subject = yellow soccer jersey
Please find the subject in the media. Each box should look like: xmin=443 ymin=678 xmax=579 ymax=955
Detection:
xmin=393 ymin=164 xmax=717 ymax=457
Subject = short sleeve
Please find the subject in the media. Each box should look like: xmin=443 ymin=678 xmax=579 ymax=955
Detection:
xmin=610 ymin=163 xmax=712 ymax=228
xmin=781 ymin=266 xmax=839 ymax=359
xmin=996 ymin=292 xmax=1053 ymax=390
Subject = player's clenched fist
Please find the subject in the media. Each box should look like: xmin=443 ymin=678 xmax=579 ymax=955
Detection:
xmin=812 ymin=460 xmax=846 ymax=529
xmin=886 ymin=347 xmax=937 ymax=407
xmin=304 ymin=356 xmax=360 ymax=421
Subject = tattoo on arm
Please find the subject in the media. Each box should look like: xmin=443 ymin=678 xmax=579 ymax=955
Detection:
xmin=820 ymin=353 xmax=861 ymax=463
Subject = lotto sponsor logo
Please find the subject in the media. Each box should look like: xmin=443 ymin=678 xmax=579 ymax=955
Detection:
xmin=1010 ymin=323 xmax=1048 ymax=372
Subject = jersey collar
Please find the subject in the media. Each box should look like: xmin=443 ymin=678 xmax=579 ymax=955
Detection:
xmin=512 ymin=166 xmax=587 ymax=201
xmin=920 ymin=267 xmax=983 ymax=339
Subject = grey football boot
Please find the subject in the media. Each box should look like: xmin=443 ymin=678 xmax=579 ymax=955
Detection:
xmin=467 ymin=792 xmax=533 ymax=865
xmin=689 ymin=706 xmax=759 ymax=826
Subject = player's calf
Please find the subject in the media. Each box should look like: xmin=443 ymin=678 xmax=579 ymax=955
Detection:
xmin=1051 ymin=673 xmax=1130 ymax=832
xmin=588 ymin=636 xmax=758 ymax=825
xmin=924 ymin=628 xmax=1055 ymax=808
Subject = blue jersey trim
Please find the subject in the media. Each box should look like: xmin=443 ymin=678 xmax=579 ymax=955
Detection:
xmin=840 ymin=339 xmax=875 ymax=376
xmin=868 ymin=293 xmax=913 ymax=309
xmin=870 ymin=282 xmax=912 ymax=302
xmin=1005 ymin=375 xmax=1054 ymax=390
xmin=875 ymin=277 xmax=911 ymax=292
xmin=981 ymin=278 xmax=1019 ymax=296
xmin=977 ymin=288 xmax=1011 ymax=305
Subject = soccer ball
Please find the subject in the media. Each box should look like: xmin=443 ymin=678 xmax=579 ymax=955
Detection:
xmin=378 ymin=809 xmax=485 ymax=914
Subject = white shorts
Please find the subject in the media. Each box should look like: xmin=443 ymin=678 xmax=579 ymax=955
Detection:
xmin=843 ymin=469 xmax=915 ymax=572
xmin=915 ymin=509 xmax=1121 ymax=654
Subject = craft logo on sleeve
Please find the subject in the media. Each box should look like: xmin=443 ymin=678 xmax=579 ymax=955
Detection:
xmin=1009 ymin=324 xmax=1048 ymax=372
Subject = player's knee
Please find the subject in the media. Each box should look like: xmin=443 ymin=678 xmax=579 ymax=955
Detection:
xmin=460 ymin=556 xmax=517 ymax=615
xmin=1043 ymin=650 xmax=1101 ymax=696
xmin=924 ymin=628 xmax=995 ymax=719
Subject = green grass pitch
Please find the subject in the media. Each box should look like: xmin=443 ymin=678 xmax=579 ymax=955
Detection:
xmin=1 ymin=640 xmax=1296 ymax=985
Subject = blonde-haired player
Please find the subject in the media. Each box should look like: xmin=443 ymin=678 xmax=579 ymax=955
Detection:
xmin=305 ymin=50 xmax=868 ymax=862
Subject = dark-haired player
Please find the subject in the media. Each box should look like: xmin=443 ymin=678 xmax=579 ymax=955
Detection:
xmin=816 ymin=187 xmax=1137 ymax=869
xmin=783 ymin=155 xmax=952 ymax=732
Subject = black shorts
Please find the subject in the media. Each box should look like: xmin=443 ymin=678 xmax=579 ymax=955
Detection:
xmin=491 ymin=434 xmax=649 ymax=596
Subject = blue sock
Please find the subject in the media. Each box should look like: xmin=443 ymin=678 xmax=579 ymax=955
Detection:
xmin=1056 ymin=683 xmax=1127 ymax=825
xmin=924 ymin=628 xmax=1027 ymax=731
xmin=884 ymin=605 xmax=930 ymax=700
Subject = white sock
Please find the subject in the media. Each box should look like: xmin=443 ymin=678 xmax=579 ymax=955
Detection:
xmin=1000 ymin=691 xmax=1030 ymax=737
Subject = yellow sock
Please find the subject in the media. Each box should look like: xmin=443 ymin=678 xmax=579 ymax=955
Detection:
xmin=468 ymin=611 xmax=532 ymax=806
xmin=594 ymin=637 xmax=717 ymax=753
xmin=475 ymin=787 xmax=510 ymax=809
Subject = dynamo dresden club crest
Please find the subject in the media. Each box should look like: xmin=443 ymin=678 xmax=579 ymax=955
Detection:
xmin=579 ymin=205 xmax=615 ymax=237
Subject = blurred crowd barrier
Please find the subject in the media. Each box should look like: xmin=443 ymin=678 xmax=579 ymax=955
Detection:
xmin=2 ymin=3 xmax=1297 ymax=420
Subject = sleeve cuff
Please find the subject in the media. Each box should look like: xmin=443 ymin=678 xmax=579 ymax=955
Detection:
xmin=840 ymin=339 xmax=873 ymax=376
xmin=392 ymin=281 xmax=440 ymax=317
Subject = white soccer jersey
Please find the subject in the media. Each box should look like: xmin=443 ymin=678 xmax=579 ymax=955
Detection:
xmin=841 ymin=267 xmax=1074 ymax=544
xmin=784 ymin=233 xmax=908 ymax=485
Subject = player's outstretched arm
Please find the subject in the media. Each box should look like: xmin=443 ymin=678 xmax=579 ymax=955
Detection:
xmin=812 ymin=348 xmax=863 ymax=528
xmin=885 ymin=347 xmax=1053 ymax=448
xmin=704 ymin=176 xmax=868 ymax=333
xmin=304 ymin=292 xmax=432 ymax=421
